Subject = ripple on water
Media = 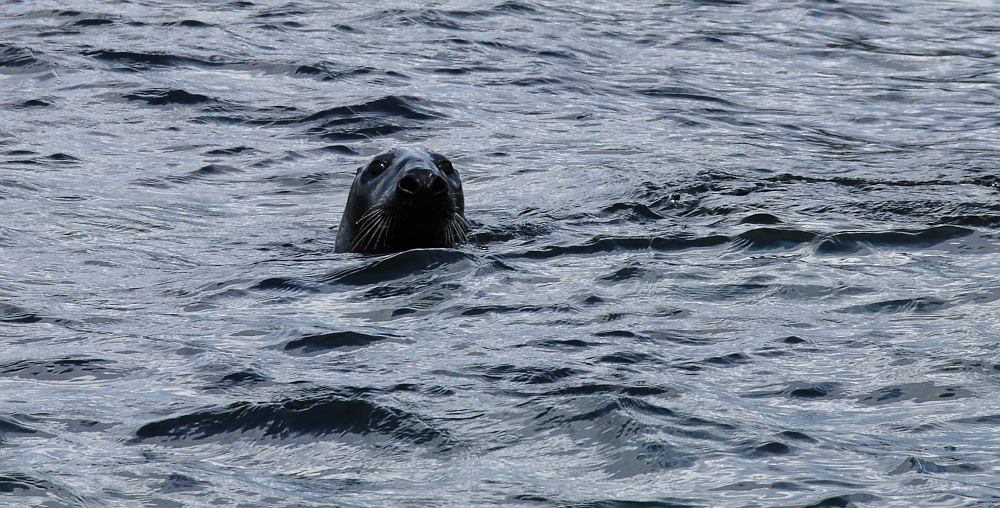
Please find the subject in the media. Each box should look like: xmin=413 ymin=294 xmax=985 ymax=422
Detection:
xmin=0 ymin=357 xmax=127 ymax=382
xmin=280 ymin=330 xmax=403 ymax=356
xmin=3 ymin=0 xmax=1000 ymax=506
xmin=133 ymin=390 xmax=455 ymax=451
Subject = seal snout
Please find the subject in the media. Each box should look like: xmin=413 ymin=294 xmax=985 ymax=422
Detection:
xmin=396 ymin=168 xmax=449 ymax=198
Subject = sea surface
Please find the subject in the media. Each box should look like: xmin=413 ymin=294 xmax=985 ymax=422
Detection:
xmin=2 ymin=1 xmax=1000 ymax=507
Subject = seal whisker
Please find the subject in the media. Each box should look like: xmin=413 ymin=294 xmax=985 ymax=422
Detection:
xmin=444 ymin=219 xmax=454 ymax=246
xmin=375 ymin=211 xmax=395 ymax=251
xmin=351 ymin=208 xmax=385 ymax=252
xmin=453 ymin=216 xmax=466 ymax=244
xmin=367 ymin=212 xmax=388 ymax=252
xmin=449 ymin=214 xmax=469 ymax=244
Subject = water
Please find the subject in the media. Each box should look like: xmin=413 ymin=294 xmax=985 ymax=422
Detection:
xmin=2 ymin=1 xmax=999 ymax=506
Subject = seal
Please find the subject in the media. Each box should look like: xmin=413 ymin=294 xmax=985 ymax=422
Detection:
xmin=334 ymin=147 xmax=468 ymax=253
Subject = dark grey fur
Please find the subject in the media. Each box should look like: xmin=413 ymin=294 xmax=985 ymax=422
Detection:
xmin=335 ymin=147 xmax=468 ymax=253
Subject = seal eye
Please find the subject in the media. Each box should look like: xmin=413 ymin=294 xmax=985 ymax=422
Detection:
xmin=436 ymin=159 xmax=454 ymax=176
xmin=367 ymin=159 xmax=388 ymax=177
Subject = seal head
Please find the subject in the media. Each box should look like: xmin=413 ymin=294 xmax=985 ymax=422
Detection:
xmin=335 ymin=147 xmax=467 ymax=253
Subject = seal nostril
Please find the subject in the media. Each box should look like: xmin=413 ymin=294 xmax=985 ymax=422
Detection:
xmin=397 ymin=175 xmax=419 ymax=195
xmin=430 ymin=175 xmax=447 ymax=196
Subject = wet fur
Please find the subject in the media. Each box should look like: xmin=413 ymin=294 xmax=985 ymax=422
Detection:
xmin=335 ymin=147 xmax=468 ymax=253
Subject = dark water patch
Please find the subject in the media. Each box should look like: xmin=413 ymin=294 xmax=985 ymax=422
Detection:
xmin=939 ymin=213 xmax=1000 ymax=229
xmin=514 ymin=234 xmax=729 ymax=259
xmin=0 ymin=151 xmax=77 ymax=170
xmin=164 ymin=20 xmax=214 ymax=28
xmin=932 ymin=359 xmax=1000 ymax=375
xmin=3 ymin=150 xmax=38 ymax=157
xmin=74 ymin=18 xmax=115 ymax=27
xmin=550 ymin=384 xmax=675 ymax=398
xmin=469 ymin=364 xmax=578 ymax=384
xmin=0 ymin=302 xmax=43 ymax=324
xmin=15 ymin=98 xmax=53 ymax=108
xmin=524 ymin=338 xmax=601 ymax=350
xmin=281 ymin=330 xmax=398 ymax=356
xmin=839 ymin=296 xmax=948 ymax=315
xmin=763 ymin=172 xmax=942 ymax=190
xmin=595 ymin=351 xmax=657 ymax=365
xmin=0 ymin=44 xmax=46 ymax=70
xmin=216 ymin=370 xmax=269 ymax=387
xmin=388 ymin=383 xmax=456 ymax=397
xmin=857 ymin=382 xmax=970 ymax=405
xmin=969 ymin=174 xmax=1000 ymax=188
xmin=703 ymin=352 xmax=751 ymax=367
xmin=692 ymin=0 xmax=747 ymax=5
xmin=192 ymin=103 xmax=300 ymax=126
xmin=82 ymin=50 xmax=230 ymax=71
xmin=532 ymin=397 xmax=715 ymax=477
xmin=125 ymin=88 xmax=217 ymax=106
xmin=324 ymin=249 xmax=475 ymax=286
xmin=467 ymin=221 xmax=551 ymax=244
xmin=889 ymin=456 xmax=982 ymax=475
xmin=254 ymin=5 xmax=308 ymax=18
xmin=672 ymin=353 xmax=750 ymax=372
xmin=362 ymin=9 xmax=462 ymax=30
xmin=263 ymin=171 xmax=334 ymax=195
xmin=130 ymin=177 xmax=174 ymax=189
xmin=0 ymin=416 xmax=54 ymax=442
xmin=292 ymin=62 xmax=377 ymax=81
xmin=133 ymin=392 xmax=452 ymax=448
xmin=0 ymin=358 xmax=124 ymax=381
xmin=732 ymin=227 xmax=817 ymax=251
xmin=155 ymin=473 xmax=212 ymax=494
xmin=507 ymin=76 xmax=565 ymax=87
xmin=617 ymin=396 xmax=677 ymax=419
xmin=780 ymin=430 xmax=816 ymax=442
xmin=599 ymin=266 xmax=656 ymax=283
xmin=634 ymin=330 xmax=724 ymax=346
xmin=255 ymin=238 xmax=334 ymax=258
xmin=749 ymin=441 xmax=793 ymax=456
xmin=796 ymin=493 xmax=880 ymax=508
xmin=533 ymin=400 xmax=673 ymax=451
xmin=514 ymin=495 xmax=697 ymax=508
xmin=174 ymin=356 xmax=271 ymax=391
xmin=431 ymin=65 xmax=502 ymax=76
xmin=54 ymin=418 xmax=117 ymax=433
xmin=739 ymin=213 xmax=781 ymax=225
xmin=0 ymin=473 xmax=82 ymax=503
xmin=458 ymin=304 xmax=572 ymax=316
xmin=301 ymin=95 xmax=443 ymax=141
xmin=322 ymin=144 xmax=359 ymax=155
xmin=745 ymin=382 xmax=843 ymax=400
xmin=712 ymin=480 xmax=806 ymax=492
xmin=443 ymin=0 xmax=538 ymax=20
xmin=46 ymin=153 xmax=79 ymax=163
xmin=640 ymin=86 xmax=740 ymax=108
xmin=166 ymin=164 xmax=242 ymax=184
xmin=202 ymin=145 xmax=255 ymax=156
xmin=953 ymin=414 xmax=1000 ymax=425
xmin=255 ymin=21 xmax=306 ymax=31
xmin=816 ymin=226 xmax=974 ymax=254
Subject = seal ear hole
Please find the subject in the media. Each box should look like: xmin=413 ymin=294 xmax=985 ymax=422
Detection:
xmin=436 ymin=159 xmax=455 ymax=176
xmin=367 ymin=159 xmax=389 ymax=177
